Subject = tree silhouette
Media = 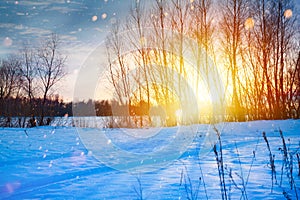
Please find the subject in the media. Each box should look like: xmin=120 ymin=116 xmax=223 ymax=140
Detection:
xmin=36 ymin=33 xmax=67 ymax=125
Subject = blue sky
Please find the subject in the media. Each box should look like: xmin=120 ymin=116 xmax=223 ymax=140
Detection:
xmin=0 ymin=0 xmax=132 ymax=101
xmin=0 ymin=0 xmax=130 ymax=51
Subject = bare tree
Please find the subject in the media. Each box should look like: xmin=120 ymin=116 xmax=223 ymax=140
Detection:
xmin=104 ymin=0 xmax=299 ymax=123
xmin=190 ymin=0 xmax=218 ymax=121
xmin=287 ymin=50 xmax=300 ymax=118
xmin=0 ymin=56 xmax=22 ymax=99
xmin=244 ymin=0 xmax=298 ymax=119
xmin=219 ymin=0 xmax=249 ymax=121
xmin=243 ymin=24 xmax=264 ymax=119
xmin=169 ymin=0 xmax=190 ymax=90
xmin=36 ymin=33 xmax=67 ymax=125
xmin=106 ymin=22 xmax=132 ymax=127
xmin=271 ymin=0 xmax=296 ymax=119
xmin=127 ymin=0 xmax=151 ymax=126
xmin=19 ymin=45 xmax=38 ymax=116
xmin=0 ymin=55 xmax=22 ymax=118
xmin=151 ymin=0 xmax=179 ymax=126
xmin=191 ymin=0 xmax=214 ymax=82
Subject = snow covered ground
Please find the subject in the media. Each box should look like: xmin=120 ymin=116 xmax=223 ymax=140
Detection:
xmin=0 ymin=120 xmax=300 ymax=199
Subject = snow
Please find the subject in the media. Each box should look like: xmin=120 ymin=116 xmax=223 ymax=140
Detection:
xmin=0 ymin=120 xmax=300 ymax=199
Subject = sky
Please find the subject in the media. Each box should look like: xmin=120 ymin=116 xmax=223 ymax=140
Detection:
xmin=0 ymin=0 xmax=299 ymax=102
xmin=0 ymin=0 xmax=133 ymax=101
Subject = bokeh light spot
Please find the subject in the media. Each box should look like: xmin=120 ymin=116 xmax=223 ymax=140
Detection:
xmin=101 ymin=13 xmax=107 ymax=19
xmin=92 ymin=15 xmax=98 ymax=22
xmin=284 ymin=9 xmax=292 ymax=19
xmin=245 ymin=17 xmax=255 ymax=30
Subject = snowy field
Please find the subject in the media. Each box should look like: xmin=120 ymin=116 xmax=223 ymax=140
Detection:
xmin=1 ymin=119 xmax=300 ymax=199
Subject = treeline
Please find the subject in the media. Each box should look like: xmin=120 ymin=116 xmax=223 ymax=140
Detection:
xmin=0 ymin=96 xmax=71 ymax=127
xmin=0 ymin=96 xmax=72 ymax=118
xmin=0 ymin=97 xmax=153 ymax=127
xmin=105 ymin=0 xmax=300 ymax=124
xmin=73 ymin=99 xmax=147 ymax=117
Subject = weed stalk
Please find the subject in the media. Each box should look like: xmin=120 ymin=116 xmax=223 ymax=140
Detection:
xmin=213 ymin=127 xmax=227 ymax=200
xmin=262 ymin=131 xmax=276 ymax=192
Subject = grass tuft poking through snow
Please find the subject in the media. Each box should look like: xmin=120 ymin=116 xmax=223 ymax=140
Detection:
xmin=262 ymin=131 xmax=277 ymax=192
xmin=213 ymin=126 xmax=228 ymax=200
xmin=263 ymin=129 xmax=299 ymax=199
xmin=278 ymin=129 xmax=299 ymax=199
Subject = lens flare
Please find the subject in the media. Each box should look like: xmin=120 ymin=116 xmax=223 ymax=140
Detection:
xmin=73 ymin=27 xmax=224 ymax=172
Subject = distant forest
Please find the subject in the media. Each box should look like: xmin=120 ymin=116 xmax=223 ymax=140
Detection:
xmin=0 ymin=97 xmax=151 ymax=127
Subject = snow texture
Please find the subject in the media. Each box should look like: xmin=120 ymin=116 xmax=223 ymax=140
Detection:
xmin=0 ymin=120 xmax=300 ymax=199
